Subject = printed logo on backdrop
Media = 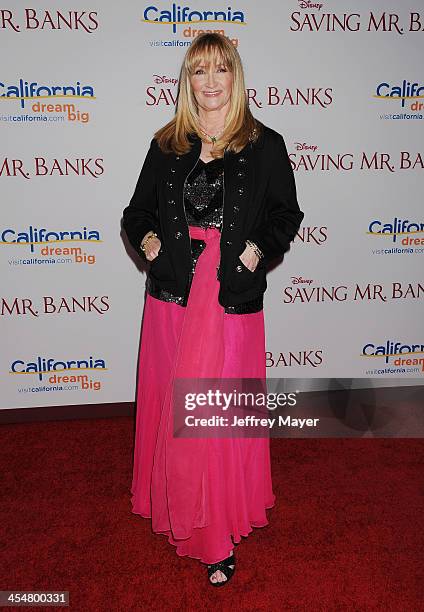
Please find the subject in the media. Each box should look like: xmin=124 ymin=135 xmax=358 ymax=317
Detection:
xmin=361 ymin=340 xmax=424 ymax=376
xmin=146 ymin=75 xmax=179 ymax=106
xmin=0 ymin=79 xmax=96 ymax=125
xmin=295 ymin=226 xmax=328 ymax=247
xmin=247 ymin=87 xmax=333 ymax=109
xmin=281 ymin=277 xmax=423 ymax=304
xmin=0 ymin=224 xmax=102 ymax=267
xmin=289 ymin=143 xmax=349 ymax=172
xmin=266 ymin=349 xmax=323 ymax=369
xmin=290 ymin=2 xmax=424 ymax=35
xmin=0 ymin=157 xmax=104 ymax=176
xmin=141 ymin=3 xmax=245 ymax=48
xmin=0 ymin=9 xmax=98 ymax=32
xmin=9 ymin=354 xmax=106 ymax=394
xmin=1 ymin=295 xmax=110 ymax=317
xmin=144 ymin=77 xmax=334 ymax=109
xmin=367 ymin=218 xmax=424 ymax=256
xmin=287 ymin=144 xmax=424 ymax=172
xmin=374 ymin=80 xmax=424 ymax=121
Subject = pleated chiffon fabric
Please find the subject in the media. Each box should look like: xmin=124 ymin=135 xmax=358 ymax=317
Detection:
xmin=130 ymin=225 xmax=275 ymax=564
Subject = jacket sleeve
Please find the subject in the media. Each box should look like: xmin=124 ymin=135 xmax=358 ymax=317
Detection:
xmin=247 ymin=133 xmax=304 ymax=264
xmin=122 ymin=138 xmax=160 ymax=254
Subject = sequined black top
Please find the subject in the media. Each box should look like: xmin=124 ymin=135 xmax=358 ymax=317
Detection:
xmin=184 ymin=157 xmax=224 ymax=229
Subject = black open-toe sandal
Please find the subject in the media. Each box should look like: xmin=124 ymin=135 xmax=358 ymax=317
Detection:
xmin=207 ymin=554 xmax=235 ymax=587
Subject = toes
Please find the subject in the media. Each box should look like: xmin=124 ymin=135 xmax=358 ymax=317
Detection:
xmin=210 ymin=570 xmax=226 ymax=583
xmin=208 ymin=560 xmax=234 ymax=584
xmin=218 ymin=570 xmax=227 ymax=582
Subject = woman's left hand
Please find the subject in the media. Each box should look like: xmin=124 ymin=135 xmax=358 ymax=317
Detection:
xmin=239 ymin=243 xmax=259 ymax=272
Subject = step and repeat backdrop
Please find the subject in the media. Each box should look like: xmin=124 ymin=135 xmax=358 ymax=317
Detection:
xmin=1 ymin=1 xmax=423 ymax=411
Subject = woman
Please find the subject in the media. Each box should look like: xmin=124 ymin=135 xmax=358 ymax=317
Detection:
xmin=122 ymin=32 xmax=304 ymax=586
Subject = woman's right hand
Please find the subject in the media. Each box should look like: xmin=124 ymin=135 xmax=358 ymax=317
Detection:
xmin=141 ymin=231 xmax=161 ymax=261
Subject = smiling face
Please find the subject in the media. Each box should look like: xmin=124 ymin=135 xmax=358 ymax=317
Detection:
xmin=189 ymin=57 xmax=233 ymax=114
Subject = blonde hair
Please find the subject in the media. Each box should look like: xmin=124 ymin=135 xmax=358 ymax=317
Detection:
xmin=154 ymin=33 xmax=261 ymax=158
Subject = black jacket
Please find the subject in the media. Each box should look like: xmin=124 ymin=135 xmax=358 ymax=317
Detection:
xmin=122 ymin=122 xmax=304 ymax=308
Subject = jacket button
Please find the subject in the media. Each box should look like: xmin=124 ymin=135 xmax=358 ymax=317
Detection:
xmin=168 ymin=199 xmax=176 ymax=205
xmin=176 ymin=156 xmax=180 ymax=160
xmin=236 ymin=264 xmax=243 ymax=272
xmin=226 ymin=240 xmax=233 ymax=245
xmin=238 ymin=156 xmax=246 ymax=164
xmin=166 ymin=181 xmax=173 ymax=188
xmin=237 ymin=171 xmax=245 ymax=178
xmin=174 ymin=231 xmax=182 ymax=239
xmin=233 ymin=205 xmax=240 ymax=212
xmin=172 ymin=215 xmax=179 ymax=222
xmin=238 ymin=187 xmax=244 ymax=195
xmin=229 ymin=222 xmax=235 ymax=230
xmin=170 ymin=167 xmax=176 ymax=173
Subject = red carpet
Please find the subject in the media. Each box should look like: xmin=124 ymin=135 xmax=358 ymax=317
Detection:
xmin=1 ymin=416 xmax=422 ymax=611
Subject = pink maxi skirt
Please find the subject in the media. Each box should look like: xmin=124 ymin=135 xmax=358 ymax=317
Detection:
xmin=130 ymin=225 xmax=275 ymax=564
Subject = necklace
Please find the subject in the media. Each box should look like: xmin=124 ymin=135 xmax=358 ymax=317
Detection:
xmin=198 ymin=125 xmax=225 ymax=145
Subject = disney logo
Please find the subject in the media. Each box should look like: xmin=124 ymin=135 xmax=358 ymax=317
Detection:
xmin=294 ymin=142 xmax=318 ymax=152
xmin=291 ymin=276 xmax=314 ymax=285
xmin=298 ymin=1 xmax=323 ymax=10
xmin=152 ymin=75 xmax=179 ymax=86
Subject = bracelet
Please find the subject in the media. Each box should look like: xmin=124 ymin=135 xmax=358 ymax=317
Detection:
xmin=140 ymin=231 xmax=158 ymax=253
xmin=245 ymin=239 xmax=264 ymax=260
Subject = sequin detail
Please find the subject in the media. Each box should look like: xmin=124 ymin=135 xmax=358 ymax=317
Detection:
xmin=145 ymin=277 xmax=186 ymax=306
xmin=184 ymin=158 xmax=224 ymax=229
xmin=224 ymin=295 xmax=264 ymax=314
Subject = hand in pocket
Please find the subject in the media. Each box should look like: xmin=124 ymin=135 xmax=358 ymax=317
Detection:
xmin=238 ymin=243 xmax=259 ymax=272
xmin=141 ymin=232 xmax=162 ymax=261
